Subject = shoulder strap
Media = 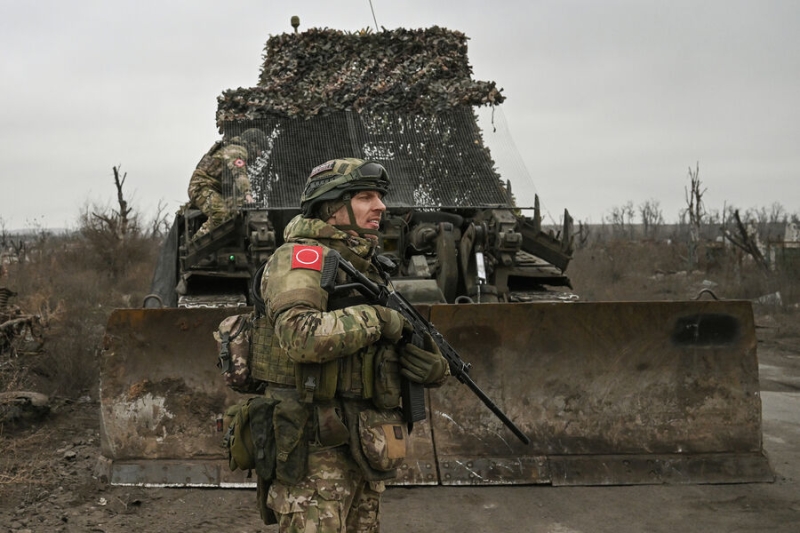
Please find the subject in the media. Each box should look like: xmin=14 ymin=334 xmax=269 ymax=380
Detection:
xmin=252 ymin=261 xmax=268 ymax=317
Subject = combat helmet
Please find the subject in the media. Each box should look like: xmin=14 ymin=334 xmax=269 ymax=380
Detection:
xmin=230 ymin=128 xmax=268 ymax=160
xmin=300 ymin=158 xmax=390 ymax=237
xmin=223 ymin=128 xmax=269 ymax=161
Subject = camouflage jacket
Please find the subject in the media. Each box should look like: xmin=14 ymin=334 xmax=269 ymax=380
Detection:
xmin=187 ymin=140 xmax=252 ymax=204
xmin=261 ymin=215 xmax=392 ymax=366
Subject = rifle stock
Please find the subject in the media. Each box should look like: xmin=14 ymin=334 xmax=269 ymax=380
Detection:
xmin=321 ymin=250 xmax=531 ymax=445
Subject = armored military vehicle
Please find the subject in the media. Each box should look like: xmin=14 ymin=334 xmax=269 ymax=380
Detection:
xmin=99 ymin=26 xmax=771 ymax=488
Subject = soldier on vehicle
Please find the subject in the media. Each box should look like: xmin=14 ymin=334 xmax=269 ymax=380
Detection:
xmin=187 ymin=128 xmax=267 ymax=239
xmin=258 ymin=158 xmax=449 ymax=531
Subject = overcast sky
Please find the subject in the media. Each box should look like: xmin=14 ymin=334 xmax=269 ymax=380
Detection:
xmin=1 ymin=0 xmax=798 ymax=230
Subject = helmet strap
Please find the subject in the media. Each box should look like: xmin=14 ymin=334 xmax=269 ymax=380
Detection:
xmin=331 ymin=194 xmax=379 ymax=239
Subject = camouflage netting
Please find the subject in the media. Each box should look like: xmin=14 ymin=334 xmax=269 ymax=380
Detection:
xmin=214 ymin=26 xmax=526 ymax=210
xmin=216 ymin=26 xmax=505 ymax=124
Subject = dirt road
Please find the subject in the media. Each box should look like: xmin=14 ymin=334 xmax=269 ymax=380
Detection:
xmin=2 ymin=313 xmax=798 ymax=533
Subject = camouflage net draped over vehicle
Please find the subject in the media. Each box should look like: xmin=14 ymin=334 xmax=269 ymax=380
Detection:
xmin=214 ymin=26 xmax=519 ymax=210
xmin=216 ymin=26 xmax=505 ymax=125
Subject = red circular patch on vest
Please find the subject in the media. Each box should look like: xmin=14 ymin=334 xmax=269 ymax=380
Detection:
xmin=291 ymin=245 xmax=323 ymax=271
xmin=234 ymin=158 xmax=245 ymax=168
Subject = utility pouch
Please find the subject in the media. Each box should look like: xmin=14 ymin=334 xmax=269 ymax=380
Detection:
xmin=358 ymin=407 xmax=407 ymax=471
xmin=344 ymin=402 xmax=405 ymax=481
xmin=273 ymin=397 xmax=309 ymax=485
xmin=214 ymin=313 xmax=265 ymax=394
xmin=223 ymin=396 xmax=278 ymax=478
xmin=295 ymin=361 xmax=338 ymax=402
xmin=223 ymin=400 xmax=256 ymax=472
xmin=371 ymin=344 xmax=402 ymax=410
xmin=314 ymin=402 xmax=349 ymax=448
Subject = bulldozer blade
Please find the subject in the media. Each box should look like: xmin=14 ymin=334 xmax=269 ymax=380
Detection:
xmin=98 ymin=300 xmax=772 ymax=487
xmin=425 ymin=300 xmax=773 ymax=485
xmin=98 ymin=307 xmax=437 ymax=487
xmin=99 ymin=307 xmax=251 ymax=486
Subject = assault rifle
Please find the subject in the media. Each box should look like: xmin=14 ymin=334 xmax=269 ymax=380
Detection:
xmin=320 ymin=250 xmax=531 ymax=445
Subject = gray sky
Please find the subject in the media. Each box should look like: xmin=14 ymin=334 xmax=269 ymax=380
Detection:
xmin=1 ymin=0 xmax=798 ymax=230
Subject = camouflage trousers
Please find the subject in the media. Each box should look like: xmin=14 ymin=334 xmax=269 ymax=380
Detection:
xmin=190 ymin=187 xmax=233 ymax=239
xmin=267 ymin=446 xmax=386 ymax=533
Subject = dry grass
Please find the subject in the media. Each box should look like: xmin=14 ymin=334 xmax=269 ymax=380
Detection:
xmin=569 ymin=238 xmax=799 ymax=308
xmin=0 ymin=427 xmax=61 ymax=509
xmin=0 ymin=428 xmax=59 ymax=487
xmin=1 ymin=231 xmax=160 ymax=401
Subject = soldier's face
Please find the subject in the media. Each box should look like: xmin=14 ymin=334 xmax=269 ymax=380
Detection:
xmin=329 ymin=190 xmax=386 ymax=240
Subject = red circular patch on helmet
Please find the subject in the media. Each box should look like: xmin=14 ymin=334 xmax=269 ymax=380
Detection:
xmin=234 ymin=158 xmax=245 ymax=168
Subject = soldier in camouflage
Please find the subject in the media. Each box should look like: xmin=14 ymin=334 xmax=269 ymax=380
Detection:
xmin=259 ymin=158 xmax=449 ymax=532
xmin=187 ymin=128 xmax=267 ymax=239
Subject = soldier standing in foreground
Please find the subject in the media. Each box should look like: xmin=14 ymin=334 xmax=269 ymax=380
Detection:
xmin=259 ymin=158 xmax=449 ymax=531
xmin=187 ymin=128 xmax=267 ymax=239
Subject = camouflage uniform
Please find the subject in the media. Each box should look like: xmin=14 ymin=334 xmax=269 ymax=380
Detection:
xmin=187 ymin=139 xmax=253 ymax=239
xmin=258 ymin=158 xmax=448 ymax=532
xmin=260 ymin=214 xmax=396 ymax=533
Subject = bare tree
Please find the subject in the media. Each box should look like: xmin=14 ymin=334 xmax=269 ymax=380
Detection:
xmin=762 ymin=202 xmax=788 ymax=242
xmin=683 ymin=162 xmax=706 ymax=267
xmin=79 ymin=165 xmax=149 ymax=278
xmin=9 ymin=240 xmax=26 ymax=263
xmin=769 ymin=202 xmax=787 ymax=224
xmin=0 ymin=219 xmax=22 ymax=264
xmin=721 ymin=209 xmax=769 ymax=271
xmin=149 ymin=200 xmax=172 ymax=238
xmin=0 ymin=217 xmax=7 ymax=250
xmin=576 ymin=220 xmax=591 ymax=248
xmin=638 ymin=199 xmax=664 ymax=238
xmin=90 ymin=165 xmax=138 ymax=240
xmin=606 ymin=201 xmax=635 ymax=240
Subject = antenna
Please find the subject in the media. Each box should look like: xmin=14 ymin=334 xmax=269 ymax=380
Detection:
xmin=368 ymin=0 xmax=379 ymax=31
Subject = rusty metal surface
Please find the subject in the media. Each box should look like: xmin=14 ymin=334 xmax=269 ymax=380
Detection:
xmin=426 ymin=300 xmax=769 ymax=485
xmin=99 ymin=300 xmax=770 ymax=487
xmin=99 ymin=308 xmax=242 ymax=462
xmin=393 ymin=413 xmax=439 ymax=485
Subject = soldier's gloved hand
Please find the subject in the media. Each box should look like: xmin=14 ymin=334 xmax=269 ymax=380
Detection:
xmin=400 ymin=333 xmax=448 ymax=385
xmin=374 ymin=306 xmax=411 ymax=342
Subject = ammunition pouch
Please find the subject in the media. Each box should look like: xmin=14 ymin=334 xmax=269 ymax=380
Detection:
xmin=313 ymin=402 xmax=350 ymax=448
xmin=368 ymin=344 xmax=402 ymax=410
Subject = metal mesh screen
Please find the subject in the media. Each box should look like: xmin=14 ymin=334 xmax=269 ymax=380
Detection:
xmin=222 ymin=107 xmax=518 ymax=210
